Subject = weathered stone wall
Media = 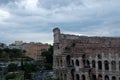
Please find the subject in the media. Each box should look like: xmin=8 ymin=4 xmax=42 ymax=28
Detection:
xmin=53 ymin=28 xmax=120 ymax=80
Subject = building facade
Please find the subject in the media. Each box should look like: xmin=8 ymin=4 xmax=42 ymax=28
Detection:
xmin=26 ymin=42 xmax=50 ymax=60
xmin=53 ymin=28 xmax=120 ymax=80
xmin=8 ymin=41 xmax=50 ymax=60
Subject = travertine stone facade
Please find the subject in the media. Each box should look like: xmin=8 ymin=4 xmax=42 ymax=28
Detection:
xmin=53 ymin=28 xmax=120 ymax=80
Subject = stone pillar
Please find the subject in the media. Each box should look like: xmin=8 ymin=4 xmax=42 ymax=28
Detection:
xmin=63 ymin=57 xmax=66 ymax=67
xmin=67 ymin=71 xmax=72 ymax=80
xmin=109 ymin=61 xmax=111 ymax=72
xmin=109 ymin=53 xmax=112 ymax=71
xmin=116 ymin=54 xmax=119 ymax=71
xmin=96 ymin=57 xmax=98 ymax=72
xmin=102 ymin=60 xmax=105 ymax=71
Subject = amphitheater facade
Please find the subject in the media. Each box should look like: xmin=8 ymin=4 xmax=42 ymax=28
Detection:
xmin=53 ymin=28 xmax=120 ymax=80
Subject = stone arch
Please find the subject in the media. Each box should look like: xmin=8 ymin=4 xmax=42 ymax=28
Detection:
xmin=98 ymin=74 xmax=102 ymax=80
xmin=119 ymin=77 xmax=120 ymax=80
xmin=66 ymin=55 xmax=71 ymax=66
xmin=98 ymin=61 xmax=102 ymax=70
xmin=111 ymin=61 xmax=116 ymax=70
xmin=64 ymin=74 xmax=67 ymax=80
xmin=60 ymin=73 xmax=63 ymax=79
xmin=60 ymin=60 xmax=62 ymax=67
xmin=98 ymin=54 xmax=102 ymax=59
xmin=112 ymin=76 xmax=116 ymax=80
xmin=104 ymin=60 xmax=109 ymax=70
xmin=76 ymin=59 xmax=79 ymax=66
xmin=86 ymin=60 xmax=90 ymax=68
xmin=81 ymin=75 xmax=86 ymax=80
xmin=92 ymin=60 xmax=96 ymax=68
xmin=105 ymin=75 xmax=110 ymax=80
xmin=76 ymin=74 xmax=80 ymax=80
xmin=92 ymin=75 xmax=96 ymax=80
xmin=71 ymin=69 xmax=75 ymax=80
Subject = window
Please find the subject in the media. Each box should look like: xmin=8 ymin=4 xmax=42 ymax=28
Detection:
xmin=98 ymin=54 xmax=102 ymax=59
xmin=76 ymin=59 xmax=79 ymax=66
xmin=104 ymin=61 xmax=109 ymax=70
xmin=98 ymin=61 xmax=102 ymax=70
xmin=76 ymin=74 xmax=80 ymax=80
xmin=92 ymin=60 xmax=96 ymax=68
xmin=105 ymin=75 xmax=109 ymax=80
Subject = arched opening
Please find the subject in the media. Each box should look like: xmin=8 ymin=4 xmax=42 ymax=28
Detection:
xmin=111 ymin=61 xmax=116 ymax=70
xmin=104 ymin=60 xmax=109 ymax=70
xmin=64 ymin=74 xmax=67 ymax=80
xmin=119 ymin=77 xmax=120 ymax=80
xmin=98 ymin=61 xmax=102 ymax=70
xmin=66 ymin=55 xmax=71 ymax=66
xmin=76 ymin=59 xmax=79 ymax=66
xmin=71 ymin=69 xmax=75 ymax=80
xmin=60 ymin=73 xmax=63 ymax=80
xmin=76 ymin=74 xmax=80 ymax=80
xmin=60 ymin=60 xmax=62 ymax=67
xmin=92 ymin=75 xmax=96 ymax=80
xmin=92 ymin=60 xmax=96 ymax=68
xmin=86 ymin=60 xmax=90 ymax=68
xmin=105 ymin=75 xmax=109 ymax=80
xmin=82 ymin=75 xmax=86 ymax=80
xmin=112 ymin=76 xmax=116 ymax=80
xmin=98 ymin=54 xmax=102 ymax=59
xmin=98 ymin=74 xmax=102 ymax=80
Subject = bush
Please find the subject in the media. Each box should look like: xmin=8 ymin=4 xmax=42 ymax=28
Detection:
xmin=5 ymin=73 xmax=17 ymax=80
xmin=7 ymin=63 xmax=18 ymax=72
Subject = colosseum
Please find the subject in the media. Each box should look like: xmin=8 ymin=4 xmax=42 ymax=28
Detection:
xmin=53 ymin=28 xmax=120 ymax=80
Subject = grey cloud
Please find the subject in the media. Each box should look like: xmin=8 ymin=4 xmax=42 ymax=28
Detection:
xmin=38 ymin=0 xmax=82 ymax=9
xmin=0 ymin=0 xmax=15 ymax=5
xmin=0 ymin=0 xmax=120 ymax=44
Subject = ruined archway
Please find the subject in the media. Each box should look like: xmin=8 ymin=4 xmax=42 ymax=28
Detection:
xmin=104 ymin=60 xmax=109 ymax=70
xmin=92 ymin=60 xmax=96 ymax=68
xmin=66 ymin=55 xmax=71 ymax=66
xmin=82 ymin=75 xmax=86 ymax=80
xmin=105 ymin=75 xmax=109 ymax=80
xmin=98 ymin=61 xmax=102 ymax=70
xmin=76 ymin=59 xmax=79 ymax=66
xmin=71 ymin=69 xmax=75 ymax=80
xmin=86 ymin=60 xmax=90 ymax=68
xmin=112 ymin=76 xmax=116 ymax=80
xmin=76 ymin=74 xmax=80 ymax=80
xmin=64 ymin=74 xmax=67 ymax=80
xmin=92 ymin=75 xmax=96 ymax=80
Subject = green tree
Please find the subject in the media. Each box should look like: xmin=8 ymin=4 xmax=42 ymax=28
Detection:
xmin=41 ymin=46 xmax=53 ymax=64
xmin=7 ymin=63 xmax=18 ymax=72
xmin=5 ymin=73 xmax=17 ymax=80
xmin=41 ymin=46 xmax=53 ymax=70
xmin=24 ymin=63 xmax=37 ymax=79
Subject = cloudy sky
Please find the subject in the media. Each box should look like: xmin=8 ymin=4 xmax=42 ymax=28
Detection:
xmin=0 ymin=0 xmax=120 ymax=44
